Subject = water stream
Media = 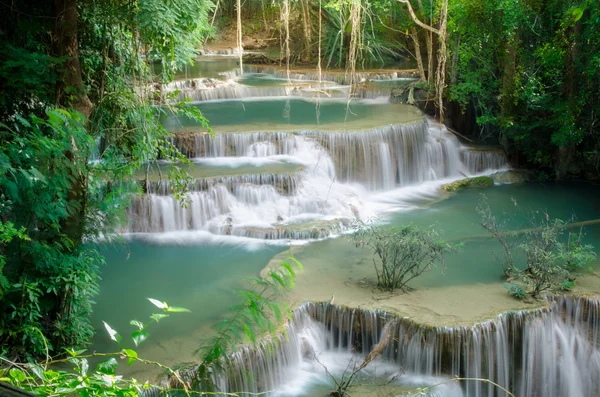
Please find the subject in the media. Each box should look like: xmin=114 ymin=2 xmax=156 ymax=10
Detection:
xmin=94 ymin=56 xmax=600 ymax=396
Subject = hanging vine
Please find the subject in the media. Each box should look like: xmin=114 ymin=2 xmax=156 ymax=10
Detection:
xmin=236 ymin=0 xmax=243 ymax=75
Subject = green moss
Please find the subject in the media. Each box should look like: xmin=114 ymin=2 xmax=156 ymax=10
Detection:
xmin=442 ymin=176 xmax=494 ymax=192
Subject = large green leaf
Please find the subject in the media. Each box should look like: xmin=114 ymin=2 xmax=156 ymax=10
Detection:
xmin=96 ymin=358 xmax=118 ymax=375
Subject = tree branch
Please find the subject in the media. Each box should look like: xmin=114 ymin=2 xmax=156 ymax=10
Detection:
xmin=397 ymin=0 xmax=440 ymax=36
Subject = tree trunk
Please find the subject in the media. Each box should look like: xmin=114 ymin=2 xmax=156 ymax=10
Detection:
xmin=54 ymin=0 xmax=93 ymax=117
xmin=398 ymin=0 xmax=447 ymax=122
xmin=300 ymin=0 xmax=312 ymax=62
xmin=426 ymin=31 xmax=434 ymax=84
xmin=410 ymin=27 xmax=426 ymax=82
xmin=434 ymin=0 xmax=448 ymax=123
xmin=450 ymin=34 xmax=460 ymax=87
xmin=500 ymin=33 xmax=518 ymax=117
xmin=53 ymin=0 xmax=91 ymax=244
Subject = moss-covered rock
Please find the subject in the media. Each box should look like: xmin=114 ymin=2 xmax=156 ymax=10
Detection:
xmin=442 ymin=176 xmax=494 ymax=192
xmin=491 ymin=170 xmax=532 ymax=184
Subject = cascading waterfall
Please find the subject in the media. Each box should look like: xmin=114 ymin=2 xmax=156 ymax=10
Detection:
xmin=461 ymin=148 xmax=508 ymax=174
xmin=223 ymin=65 xmax=420 ymax=85
xmin=199 ymin=48 xmax=242 ymax=56
xmin=185 ymin=296 xmax=600 ymax=397
xmin=128 ymin=119 xmax=506 ymax=237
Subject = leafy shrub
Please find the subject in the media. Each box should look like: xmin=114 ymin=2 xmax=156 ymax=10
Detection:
xmin=478 ymin=196 xmax=596 ymax=298
xmin=352 ymin=224 xmax=454 ymax=292
xmin=505 ymin=283 xmax=526 ymax=299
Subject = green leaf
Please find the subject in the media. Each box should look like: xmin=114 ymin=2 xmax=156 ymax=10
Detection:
xmin=9 ymin=368 xmax=26 ymax=383
xmin=148 ymin=298 xmax=167 ymax=309
xmin=150 ymin=313 xmax=169 ymax=322
xmin=55 ymin=388 xmax=77 ymax=394
xmin=165 ymin=306 xmax=190 ymax=313
xmin=122 ymin=349 xmax=138 ymax=365
xmin=130 ymin=320 xmax=144 ymax=330
xmin=31 ymin=364 xmax=44 ymax=380
xmin=280 ymin=262 xmax=295 ymax=277
xmin=103 ymin=321 xmax=122 ymax=344
xmin=132 ymin=330 xmax=149 ymax=347
xmin=96 ymin=358 xmax=118 ymax=375
xmin=270 ymin=272 xmax=286 ymax=287
xmin=287 ymin=257 xmax=304 ymax=272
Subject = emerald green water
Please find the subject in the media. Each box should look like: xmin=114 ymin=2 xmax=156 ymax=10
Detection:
xmin=92 ymin=242 xmax=284 ymax=372
xmin=163 ymin=98 xmax=421 ymax=133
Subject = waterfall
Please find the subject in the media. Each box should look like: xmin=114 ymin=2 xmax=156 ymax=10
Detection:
xmin=222 ymin=65 xmax=420 ymax=85
xmin=172 ymin=120 xmax=463 ymax=190
xmin=200 ymin=48 xmax=242 ymax=56
xmin=461 ymin=148 xmax=508 ymax=174
xmin=145 ymin=174 xmax=301 ymax=196
xmin=128 ymin=119 xmax=507 ymax=236
xmin=128 ymin=120 xmax=481 ymax=235
xmin=182 ymin=296 xmax=600 ymax=397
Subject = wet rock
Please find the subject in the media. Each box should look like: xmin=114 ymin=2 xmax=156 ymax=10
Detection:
xmin=442 ymin=176 xmax=494 ymax=192
xmin=491 ymin=170 xmax=533 ymax=184
xmin=243 ymin=53 xmax=278 ymax=65
xmin=242 ymin=37 xmax=267 ymax=50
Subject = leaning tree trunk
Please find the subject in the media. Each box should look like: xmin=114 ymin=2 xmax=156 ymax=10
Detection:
xmin=410 ymin=27 xmax=426 ymax=82
xmin=426 ymin=32 xmax=434 ymax=83
xmin=399 ymin=0 xmax=448 ymax=123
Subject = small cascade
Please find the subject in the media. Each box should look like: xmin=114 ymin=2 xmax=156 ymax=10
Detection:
xmin=157 ymin=78 xmax=349 ymax=103
xmin=222 ymin=65 xmax=420 ymax=85
xmin=310 ymin=120 xmax=463 ymax=190
xmin=181 ymin=296 xmax=600 ymax=397
xmin=172 ymin=120 xmax=463 ymax=191
xmin=461 ymin=147 xmax=508 ymax=174
xmin=145 ymin=173 xmax=301 ymax=196
xmin=127 ymin=135 xmax=367 ymax=235
xmin=200 ymin=48 xmax=241 ymax=56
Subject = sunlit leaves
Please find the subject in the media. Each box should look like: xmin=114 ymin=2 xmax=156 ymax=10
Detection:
xmin=122 ymin=348 xmax=138 ymax=365
xmin=148 ymin=298 xmax=167 ymax=309
xmin=103 ymin=322 xmax=122 ymax=344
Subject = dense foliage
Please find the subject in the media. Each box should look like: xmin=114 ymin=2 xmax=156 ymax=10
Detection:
xmin=449 ymin=0 xmax=600 ymax=175
xmin=0 ymin=0 xmax=212 ymax=359
xmin=222 ymin=0 xmax=600 ymax=176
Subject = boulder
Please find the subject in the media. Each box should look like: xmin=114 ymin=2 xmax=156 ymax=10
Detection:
xmin=442 ymin=176 xmax=494 ymax=192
